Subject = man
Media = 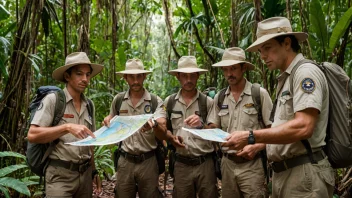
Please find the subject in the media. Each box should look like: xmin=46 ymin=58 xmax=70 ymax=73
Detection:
xmin=207 ymin=47 xmax=272 ymax=198
xmin=223 ymin=17 xmax=335 ymax=197
xmin=165 ymin=56 xmax=218 ymax=198
xmin=103 ymin=59 xmax=179 ymax=198
xmin=27 ymin=52 xmax=103 ymax=197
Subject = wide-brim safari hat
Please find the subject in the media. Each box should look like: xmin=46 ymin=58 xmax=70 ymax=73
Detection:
xmin=52 ymin=52 xmax=104 ymax=82
xmin=246 ymin=17 xmax=308 ymax=52
xmin=168 ymin=56 xmax=208 ymax=76
xmin=116 ymin=59 xmax=151 ymax=77
xmin=212 ymin=47 xmax=255 ymax=70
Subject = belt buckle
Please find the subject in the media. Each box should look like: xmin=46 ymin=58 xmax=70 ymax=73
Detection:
xmin=79 ymin=161 xmax=90 ymax=173
xmin=140 ymin=153 xmax=145 ymax=162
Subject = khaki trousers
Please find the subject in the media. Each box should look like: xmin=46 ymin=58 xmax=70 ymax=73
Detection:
xmin=173 ymin=157 xmax=218 ymax=198
xmin=115 ymin=155 xmax=161 ymax=198
xmin=45 ymin=165 xmax=92 ymax=198
xmin=221 ymin=157 xmax=267 ymax=198
xmin=272 ymin=157 xmax=334 ymax=198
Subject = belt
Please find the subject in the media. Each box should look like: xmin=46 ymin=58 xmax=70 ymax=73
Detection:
xmin=49 ymin=159 xmax=91 ymax=173
xmin=271 ymin=150 xmax=326 ymax=173
xmin=223 ymin=153 xmax=260 ymax=163
xmin=120 ymin=150 xmax=155 ymax=163
xmin=175 ymin=153 xmax=212 ymax=166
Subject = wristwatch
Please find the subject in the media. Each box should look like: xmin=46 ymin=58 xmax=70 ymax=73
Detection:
xmin=152 ymin=118 xmax=158 ymax=128
xmin=248 ymin=130 xmax=255 ymax=144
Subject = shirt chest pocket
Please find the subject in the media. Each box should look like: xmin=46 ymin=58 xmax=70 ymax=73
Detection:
xmin=241 ymin=107 xmax=258 ymax=129
xmin=218 ymin=109 xmax=229 ymax=131
xmin=171 ymin=113 xmax=183 ymax=130
xmin=279 ymin=94 xmax=294 ymax=120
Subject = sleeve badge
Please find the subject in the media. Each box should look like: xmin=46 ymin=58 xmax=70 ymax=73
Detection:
xmin=301 ymin=78 xmax=316 ymax=93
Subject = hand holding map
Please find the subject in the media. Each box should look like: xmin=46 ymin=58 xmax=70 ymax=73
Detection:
xmin=66 ymin=114 xmax=153 ymax=146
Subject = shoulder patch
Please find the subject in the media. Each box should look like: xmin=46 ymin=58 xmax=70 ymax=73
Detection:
xmin=144 ymin=105 xmax=151 ymax=113
xmin=301 ymin=78 xmax=316 ymax=93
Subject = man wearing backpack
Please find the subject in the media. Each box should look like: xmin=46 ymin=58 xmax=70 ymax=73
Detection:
xmin=27 ymin=52 xmax=103 ymax=197
xmin=207 ymin=47 xmax=272 ymax=198
xmin=165 ymin=56 xmax=218 ymax=198
xmin=223 ymin=17 xmax=335 ymax=197
xmin=102 ymin=59 xmax=180 ymax=198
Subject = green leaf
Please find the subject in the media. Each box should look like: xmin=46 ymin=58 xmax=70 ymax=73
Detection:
xmin=0 ymin=177 xmax=31 ymax=196
xmin=0 ymin=151 xmax=26 ymax=160
xmin=0 ymin=186 xmax=11 ymax=198
xmin=0 ymin=165 xmax=28 ymax=177
xmin=328 ymin=7 xmax=352 ymax=53
xmin=0 ymin=5 xmax=10 ymax=21
xmin=209 ymin=0 xmax=218 ymax=15
xmin=206 ymin=46 xmax=224 ymax=55
xmin=309 ymin=0 xmax=328 ymax=60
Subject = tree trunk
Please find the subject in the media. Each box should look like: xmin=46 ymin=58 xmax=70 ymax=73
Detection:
xmin=78 ymin=0 xmax=91 ymax=54
xmin=185 ymin=0 xmax=215 ymax=63
xmin=63 ymin=0 xmax=67 ymax=57
xmin=299 ymin=0 xmax=312 ymax=59
xmin=162 ymin=0 xmax=180 ymax=59
xmin=111 ymin=0 xmax=118 ymax=89
xmin=0 ymin=0 xmax=44 ymax=152
xmin=231 ymin=0 xmax=238 ymax=47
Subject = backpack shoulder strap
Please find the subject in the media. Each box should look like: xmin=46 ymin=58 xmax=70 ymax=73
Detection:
xmin=42 ymin=89 xmax=64 ymax=163
xmin=52 ymin=90 xmax=66 ymax=126
xmin=198 ymin=92 xmax=208 ymax=122
xmin=251 ymin=83 xmax=265 ymax=128
xmin=166 ymin=93 xmax=178 ymax=132
xmin=114 ymin=92 xmax=126 ymax=115
xmin=86 ymin=98 xmax=95 ymax=131
xmin=150 ymin=93 xmax=158 ymax=113
xmin=289 ymin=58 xmax=319 ymax=164
xmin=217 ymin=88 xmax=227 ymax=109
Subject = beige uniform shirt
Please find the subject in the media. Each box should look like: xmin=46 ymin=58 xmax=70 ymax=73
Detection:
xmin=165 ymin=90 xmax=214 ymax=157
xmin=207 ymin=80 xmax=272 ymax=133
xmin=109 ymin=89 xmax=166 ymax=155
xmin=31 ymin=88 xmax=94 ymax=164
xmin=267 ymin=53 xmax=329 ymax=162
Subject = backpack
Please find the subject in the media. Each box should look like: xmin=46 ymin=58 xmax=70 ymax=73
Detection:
xmin=289 ymin=59 xmax=352 ymax=168
xmin=113 ymin=92 xmax=167 ymax=174
xmin=26 ymin=86 xmax=94 ymax=176
xmin=203 ymin=87 xmax=217 ymax=99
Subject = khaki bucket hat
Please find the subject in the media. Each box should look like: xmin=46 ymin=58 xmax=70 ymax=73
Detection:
xmin=212 ymin=47 xmax=255 ymax=70
xmin=116 ymin=59 xmax=151 ymax=77
xmin=52 ymin=52 xmax=104 ymax=82
xmin=168 ymin=56 xmax=208 ymax=76
xmin=246 ymin=17 xmax=308 ymax=52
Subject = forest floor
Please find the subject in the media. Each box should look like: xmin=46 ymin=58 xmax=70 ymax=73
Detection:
xmin=92 ymin=173 xmax=222 ymax=198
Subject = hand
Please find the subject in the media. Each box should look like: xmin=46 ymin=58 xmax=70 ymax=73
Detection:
xmin=102 ymin=115 xmax=113 ymax=127
xmin=184 ymin=114 xmax=203 ymax=128
xmin=170 ymin=135 xmax=185 ymax=148
xmin=222 ymin=131 xmax=248 ymax=150
xmin=67 ymin=123 xmax=95 ymax=139
xmin=236 ymin=145 xmax=258 ymax=160
xmin=140 ymin=120 xmax=153 ymax=132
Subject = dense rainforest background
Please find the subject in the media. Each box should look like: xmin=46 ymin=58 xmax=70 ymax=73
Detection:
xmin=0 ymin=0 xmax=351 ymax=197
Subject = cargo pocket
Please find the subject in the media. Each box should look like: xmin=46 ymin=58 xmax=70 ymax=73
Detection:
xmin=218 ymin=110 xmax=229 ymax=131
xmin=278 ymin=95 xmax=294 ymax=120
xmin=242 ymin=107 xmax=258 ymax=129
xmin=171 ymin=113 xmax=183 ymax=130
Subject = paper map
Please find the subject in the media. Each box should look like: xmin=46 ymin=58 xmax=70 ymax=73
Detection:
xmin=66 ymin=114 xmax=152 ymax=146
xmin=182 ymin=127 xmax=229 ymax=142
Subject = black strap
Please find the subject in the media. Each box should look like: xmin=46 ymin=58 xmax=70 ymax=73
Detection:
xmin=166 ymin=93 xmax=177 ymax=132
xmin=198 ymin=92 xmax=208 ymax=123
xmin=251 ymin=83 xmax=265 ymax=128
xmin=114 ymin=92 xmax=126 ymax=116
xmin=217 ymin=88 xmax=227 ymax=109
